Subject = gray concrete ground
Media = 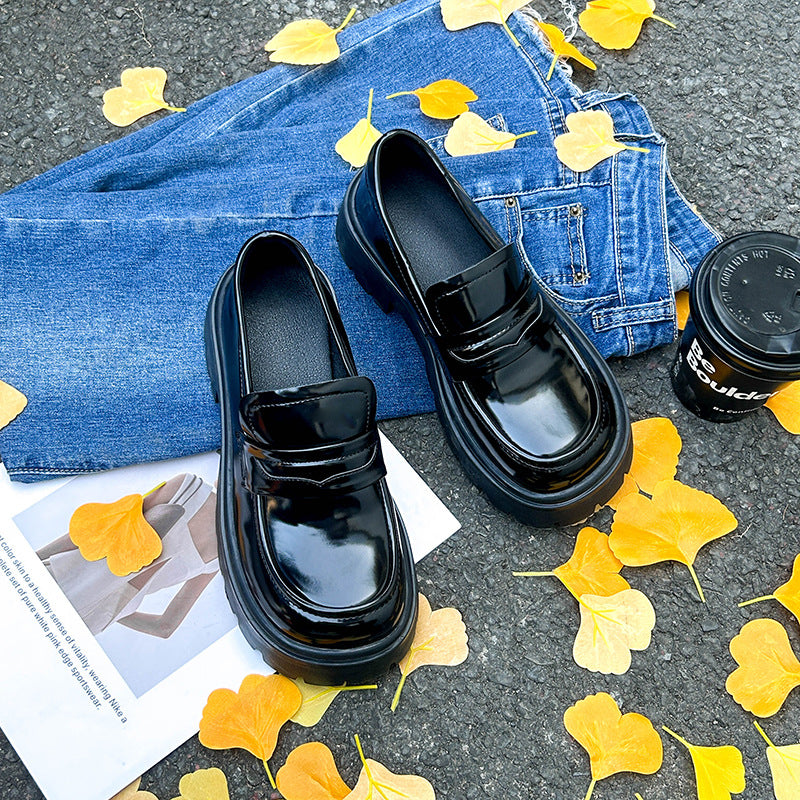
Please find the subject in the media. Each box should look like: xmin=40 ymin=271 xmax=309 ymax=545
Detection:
xmin=1 ymin=0 xmax=799 ymax=798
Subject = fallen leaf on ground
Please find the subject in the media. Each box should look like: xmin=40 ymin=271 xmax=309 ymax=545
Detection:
xmin=0 ymin=380 xmax=27 ymax=431
xmin=675 ymin=290 xmax=690 ymax=330
xmin=610 ymin=479 xmax=738 ymax=602
xmin=102 ymin=67 xmax=185 ymax=127
xmin=111 ymin=778 xmax=158 ymax=800
xmin=392 ymin=593 xmax=468 ymax=711
xmin=765 ymin=381 xmax=800 ymax=435
xmin=554 ymin=527 xmax=629 ymax=597
xmin=444 ymin=111 xmax=536 ymax=157
xmin=536 ymin=21 xmax=597 ymax=80
xmin=199 ymin=674 xmax=302 ymax=787
xmin=170 ymin=768 xmax=229 ymax=800
xmin=555 ymin=109 xmax=650 ymax=172
xmin=739 ymin=553 xmax=800 ymax=627
xmin=265 ymin=7 xmax=355 ymax=64
xmin=629 ymin=417 xmax=682 ymax=495
xmin=346 ymin=734 xmax=435 ymax=800
xmin=607 ymin=473 xmax=639 ymax=511
xmin=606 ymin=416 xmax=682 ymax=508
xmin=754 ymin=721 xmax=800 ymax=800
xmin=579 ymin=0 xmax=675 ymax=50
xmin=336 ymin=89 xmax=381 ymax=168
xmin=276 ymin=742 xmax=351 ymax=800
xmin=69 ymin=493 xmax=162 ymax=576
xmin=662 ymin=726 xmax=745 ymax=800
xmin=564 ymin=692 xmax=662 ymax=800
xmin=726 ymin=618 xmax=800 ymax=718
xmin=290 ymin=677 xmax=377 ymax=727
xmin=440 ymin=0 xmax=533 ymax=46
xmin=573 ymin=589 xmax=656 ymax=674
xmin=514 ymin=526 xmax=629 ymax=598
xmin=386 ymin=79 xmax=477 ymax=119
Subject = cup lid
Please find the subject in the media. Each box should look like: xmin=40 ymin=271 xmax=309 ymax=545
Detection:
xmin=703 ymin=232 xmax=800 ymax=365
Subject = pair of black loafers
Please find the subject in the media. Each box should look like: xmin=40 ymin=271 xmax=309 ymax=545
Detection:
xmin=205 ymin=130 xmax=633 ymax=683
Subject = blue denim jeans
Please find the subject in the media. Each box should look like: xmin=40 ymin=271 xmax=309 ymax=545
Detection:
xmin=0 ymin=0 xmax=719 ymax=481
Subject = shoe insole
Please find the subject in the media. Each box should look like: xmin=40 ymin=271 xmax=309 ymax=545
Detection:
xmin=239 ymin=240 xmax=332 ymax=391
xmin=382 ymin=156 xmax=493 ymax=292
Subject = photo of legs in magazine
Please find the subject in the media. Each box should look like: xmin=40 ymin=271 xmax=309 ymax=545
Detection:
xmin=14 ymin=466 xmax=237 ymax=696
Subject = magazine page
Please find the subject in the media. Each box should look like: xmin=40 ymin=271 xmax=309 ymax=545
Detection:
xmin=0 ymin=439 xmax=459 ymax=800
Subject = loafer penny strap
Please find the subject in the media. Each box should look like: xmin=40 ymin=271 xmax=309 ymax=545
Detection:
xmin=243 ymin=428 xmax=386 ymax=496
xmin=238 ymin=376 xmax=386 ymax=496
xmin=426 ymin=244 xmax=527 ymax=335
xmin=425 ymin=244 xmax=552 ymax=378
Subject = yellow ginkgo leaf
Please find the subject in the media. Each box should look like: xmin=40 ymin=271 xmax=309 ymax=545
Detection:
xmin=739 ymin=553 xmax=800 ymax=627
xmin=765 ymin=381 xmax=800 ymax=435
xmin=265 ymin=7 xmax=355 ymax=65
xmin=335 ymin=89 xmax=381 ymax=168
xmin=607 ymin=472 xmax=639 ymax=510
xmin=514 ymin=526 xmax=630 ymax=598
xmin=276 ymin=742 xmax=351 ymax=800
xmin=564 ymin=692 xmax=663 ymax=800
xmin=392 ymin=593 xmax=468 ymax=711
xmin=444 ymin=111 xmax=536 ymax=157
xmin=726 ymin=619 xmax=800 ymax=718
xmin=675 ymin=290 xmax=690 ymax=331
xmin=199 ymin=674 xmax=302 ymax=787
xmin=69 ymin=492 xmax=162 ymax=576
xmin=102 ymin=67 xmax=185 ymax=127
xmin=555 ymin=109 xmax=650 ymax=172
xmin=110 ymin=778 xmax=159 ymax=800
xmin=0 ymin=379 xmax=27 ymax=431
xmin=662 ymin=727 xmax=746 ymax=800
xmin=170 ymin=768 xmax=230 ymax=800
xmin=553 ymin=526 xmax=630 ymax=597
xmin=440 ymin=0 xmax=533 ymax=46
xmin=289 ymin=677 xmax=377 ymax=727
xmin=386 ymin=79 xmax=478 ymax=119
xmin=573 ymin=589 xmax=656 ymax=675
xmin=579 ymin=0 xmax=675 ymax=50
xmin=345 ymin=735 xmax=435 ymax=800
xmin=629 ymin=417 xmax=682 ymax=495
xmin=536 ymin=21 xmax=597 ymax=80
xmin=754 ymin=721 xmax=800 ymax=800
xmin=606 ymin=417 xmax=682 ymax=507
xmin=610 ymin=479 xmax=738 ymax=602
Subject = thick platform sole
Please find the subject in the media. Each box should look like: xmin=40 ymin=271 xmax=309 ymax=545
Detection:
xmin=336 ymin=179 xmax=633 ymax=528
xmin=203 ymin=266 xmax=417 ymax=684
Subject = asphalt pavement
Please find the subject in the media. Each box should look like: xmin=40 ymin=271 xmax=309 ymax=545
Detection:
xmin=1 ymin=0 xmax=799 ymax=797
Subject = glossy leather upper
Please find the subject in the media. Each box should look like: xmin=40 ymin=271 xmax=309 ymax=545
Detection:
xmin=216 ymin=232 xmax=414 ymax=648
xmin=353 ymin=131 xmax=621 ymax=494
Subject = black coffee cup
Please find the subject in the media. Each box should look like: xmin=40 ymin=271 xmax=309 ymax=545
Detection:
xmin=671 ymin=231 xmax=800 ymax=422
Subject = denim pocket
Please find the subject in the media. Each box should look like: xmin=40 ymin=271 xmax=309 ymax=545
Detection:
xmin=519 ymin=200 xmax=589 ymax=286
xmin=509 ymin=189 xmax=619 ymax=316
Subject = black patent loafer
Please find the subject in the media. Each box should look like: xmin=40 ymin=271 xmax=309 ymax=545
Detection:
xmin=204 ymin=231 xmax=417 ymax=683
xmin=336 ymin=130 xmax=632 ymax=527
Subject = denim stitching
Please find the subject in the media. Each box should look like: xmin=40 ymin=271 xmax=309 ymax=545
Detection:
xmin=591 ymin=300 xmax=674 ymax=332
xmin=655 ymin=138 xmax=677 ymax=345
xmin=472 ymin=182 xmax=611 ymax=204
xmin=213 ymin=4 xmax=434 ymax=135
xmin=609 ymin=153 xmax=633 ymax=355
xmin=576 ymin=205 xmax=589 ymax=283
